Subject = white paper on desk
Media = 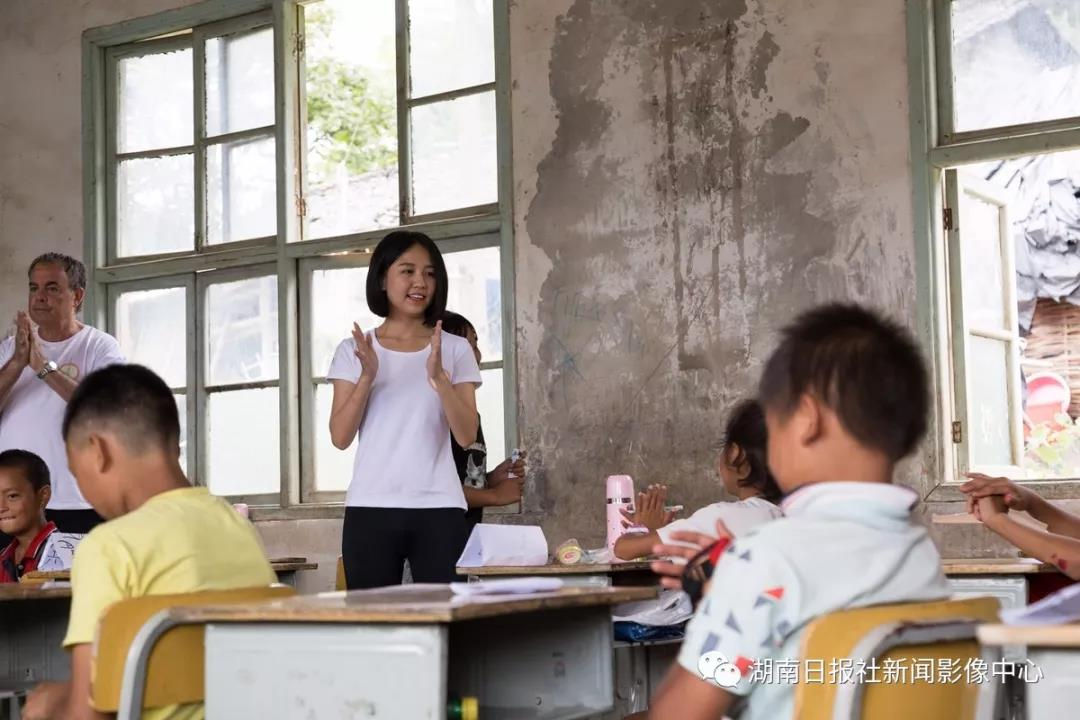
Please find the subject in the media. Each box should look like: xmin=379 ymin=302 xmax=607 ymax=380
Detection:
xmin=450 ymin=578 xmax=564 ymax=596
xmin=455 ymin=523 xmax=548 ymax=568
xmin=1001 ymin=582 xmax=1080 ymax=626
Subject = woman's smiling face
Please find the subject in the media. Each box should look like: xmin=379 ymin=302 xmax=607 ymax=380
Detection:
xmin=383 ymin=243 xmax=436 ymax=318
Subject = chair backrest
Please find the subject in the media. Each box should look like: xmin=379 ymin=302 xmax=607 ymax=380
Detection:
xmin=92 ymin=585 xmax=295 ymax=712
xmin=794 ymin=596 xmax=1000 ymax=720
xmin=336 ymin=556 xmax=346 ymax=591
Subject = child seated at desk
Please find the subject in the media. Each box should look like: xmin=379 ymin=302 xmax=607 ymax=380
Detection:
xmin=647 ymin=304 xmax=951 ymax=720
xmin=0 ymin=449 xmax=82 ymax=582
xmin=23 ymin=364 xmax=276 ymax=720
xmin=613 ymin=399 xmax=782 ymax=562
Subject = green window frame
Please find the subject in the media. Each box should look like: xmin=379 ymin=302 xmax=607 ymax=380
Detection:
xmin=83 ymin=0 xmax=516 ymax=516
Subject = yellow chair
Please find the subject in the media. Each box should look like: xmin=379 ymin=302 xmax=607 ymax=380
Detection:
xmin=92 ymin=585 xmax=295 ymax=719
xmin=793 ymin=597 xmax=1001 ymax=720
xmin=336 ymin=555 xmax=346 ymax=591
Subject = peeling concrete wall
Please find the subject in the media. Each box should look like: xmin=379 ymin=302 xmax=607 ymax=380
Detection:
xmin=0 ymin=1 xmax=202 ymax=315
xmin=511 ymin=0 xmax=921 ymax=548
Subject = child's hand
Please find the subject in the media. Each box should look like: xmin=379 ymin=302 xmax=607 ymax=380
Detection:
xmin=489 ymin=451 xmax=527 ymax=486
xmin=961 ymin=473 xmax=1034 ymax=513
xmin=648 ymin=519 xmax=733 ymax=591
xmin=23 ymin=681 xmax=68 ymax=720
xmin=971 ymin=494 xmax=1009 ymax=525
xmin=621 ymin=484 xmax=676 ymax=531
xmin=490 ymin=476 xmax=524 ymax=506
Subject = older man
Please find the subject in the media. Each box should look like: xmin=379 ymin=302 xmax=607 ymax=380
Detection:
xmin=0 ymin=253 xmax=124 ymax=533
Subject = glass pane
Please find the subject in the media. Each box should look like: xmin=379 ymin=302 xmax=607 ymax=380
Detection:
xmin=408 ymin=0 xmax=494 ymax=98
xmin=206 ymin=27 xmax=275 ymax=136
xmin=118 ymin=49 xmax=193 ymax=153
xmin=207 ymin=388 xmax=279 ymax=495
xmin=206 ymin=275 xmax=279 ymax=385
xmin=115 ymin=287 xmax=186 ymax=387
xmin=303 ymin=0 xmax=399 ymax=239
xmin=175 ymin=393 xmax=189 ymax=476
xmin=314 ymin=382 xmax=354 ymax=492
xmin=310 ymin=266 xmax=381 ymax=374
xmin=443 ymin=246 xmax=502 ymax=362
xmin=411 ymin=91 xmax=497 ymax=215
xmin=952 ymin=0 xmax=1080 ymax=132
xmin=968 ymin=335 xmax=1014 ymax=467
xmin=477 ymin=367 xmax=505 ymax=472
xmin=206 ymin=135 xmax=276 ymax=244
xmin=117 ymin=155 xmax=195 ymax=257
xmin=960 ymin=188 xmax=1007 ymax=331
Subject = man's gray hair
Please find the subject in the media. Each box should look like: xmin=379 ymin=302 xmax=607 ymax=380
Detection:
xmin=28 ymin=253 xmax=87 ymax=310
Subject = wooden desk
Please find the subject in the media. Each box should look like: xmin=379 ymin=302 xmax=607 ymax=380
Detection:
xmin=0 ymin=583 xmax=71 ymax=685
xmin=977 ymin=623 xmax=1080 ymax=720
xmin=156 ymin=585 xmax=657 ymax=719
xmin=941 ymin=558 xmax=1055 ymax=575
xmin=460 ymin=560 xmax=656 ymax=588
xmin=20 ymin=557 xmax=317 ymax=587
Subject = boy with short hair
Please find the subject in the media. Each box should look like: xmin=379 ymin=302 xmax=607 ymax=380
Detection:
xmin=23 ymin=364 xmax=276 ymax=720
xmin=648 ymin=304 xmax=951 ymax=719
xmin=0 ymin=449 xmax=81 ymax=582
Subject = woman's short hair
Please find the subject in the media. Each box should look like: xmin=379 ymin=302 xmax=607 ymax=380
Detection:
xmin=366 ymin=231 xmax=448 ymax=326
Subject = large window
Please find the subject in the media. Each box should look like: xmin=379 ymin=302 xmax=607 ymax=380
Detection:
xmin=914 ymin=0 xmax=1080 ymax=490
xmin=84 ymin=0 xmax=513 ymax=511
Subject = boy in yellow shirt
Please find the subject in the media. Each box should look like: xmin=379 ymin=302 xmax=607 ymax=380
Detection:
xmin=24 ymin=364 xmax=276 ymax=720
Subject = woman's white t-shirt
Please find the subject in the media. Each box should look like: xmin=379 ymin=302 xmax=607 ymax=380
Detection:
xmin=327 ymin=330 xmax=482 ymax=509
xmin=656 ymin=496 xmax=783 ymax=544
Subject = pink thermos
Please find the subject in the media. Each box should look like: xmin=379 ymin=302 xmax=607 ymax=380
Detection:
xmin=606 ymin=474 xmax=635 ymax=560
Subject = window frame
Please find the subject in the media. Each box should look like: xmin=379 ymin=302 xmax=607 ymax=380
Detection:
xmin=82 ymin=0 xmax=517 ymax=517
xmin=909 ymin=0 xmax=1080 ymax=502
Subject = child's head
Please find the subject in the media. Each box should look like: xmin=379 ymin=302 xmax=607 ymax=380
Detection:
xmin=717 ymin=399 xmax=782 ymax=503
xmin=0 ymin=450 xmax=51 ymax=538
xmin=758 ymin=303 xmax=928 ymax=492
xmin=367 ymin=231 xmax=448 ymax=326
xmin=441 ymin=311 xmax=482 ymax=365
xmin=63 ymin=364 xmax=182 ymax=519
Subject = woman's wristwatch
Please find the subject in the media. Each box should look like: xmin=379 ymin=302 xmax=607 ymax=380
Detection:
xmin=36 ymin=360 xmax=58 ymax=379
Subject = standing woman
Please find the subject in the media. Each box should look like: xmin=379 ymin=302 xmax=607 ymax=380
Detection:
xmin=328 ymin=231 xmax=481 ymax=589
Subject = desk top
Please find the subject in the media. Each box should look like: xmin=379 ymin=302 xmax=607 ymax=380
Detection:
xmin=940 ymin=557 xmax=1056 ymax=575
xmin=170 ymin=584 xmax=657 ymax=624
xmin=460 ymin=561 xmax=654 ymax=576
xmin=978 ymin=623 xmax=1080 ymax=647
xmin=20 ymin=558 xmax=317 ymax=584
xmin=0 ymin=583 xmax=71 ymax=602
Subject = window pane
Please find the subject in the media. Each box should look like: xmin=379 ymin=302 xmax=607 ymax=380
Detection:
xmin=206 ymin=275 xmax=279 ymax=385
xmin=408 ymin=0 xmax=494 ymax=98
xmin=314 ymin=382 xmax=353 ymax=492
xmin=206 ymin=27 xmax=275 ymax=136
xmin=118 ymin=49 xmax=193 ymax=153
xmin=960 ymin=187 xmax=1008 ymax=331
xmin=477 ymin=367 xmax=505 ymax=472
xmin=175 ymin=392 xmax=189 ymax=476
xmin=206 ymin=135 xmax=276 ymax=244
xmin=117 ymin=155 xmax=195 ymax=257
xmin=969 ymin=335 xmax=1014 ymax=467
xmin=443 ymin=246 xmax=502 ymax=362
xmin=303 ymin=0 xmax=399 ymax=239
xmin=310 ymin=266 xmax=381 ymax=374
xmin=207 ymin=388 xmax=279 ymax=495
xmin=115 ymin=287 xmax=187 ymax=387
xmin=952 ymin=0 xmax=1080 ymax=132
xmin=411 ymin=91 xmax=497 ymax=215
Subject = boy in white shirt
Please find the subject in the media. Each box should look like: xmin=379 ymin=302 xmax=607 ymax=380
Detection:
xmin=647 ymin=303 xmax=950 ymax=720
xmin=614 ymin=399 xmax=782 ymax=561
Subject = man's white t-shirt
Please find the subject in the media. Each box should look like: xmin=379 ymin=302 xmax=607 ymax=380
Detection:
xmin=0 ymin=326 xmax=126 ymax=509
xmin=656 ymin=497 xmax=783 ymax=544
xmin=327 ymin=330 xmax=482 ymax=509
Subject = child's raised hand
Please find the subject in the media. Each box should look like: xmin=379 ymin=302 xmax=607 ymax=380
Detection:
xmin=975 ymin=493 xmax=1008 ymax=525
xmin=621 ymin=484 xmax=675 ymax=531
xmin=351 ymin=323 xmax=379 ymax=381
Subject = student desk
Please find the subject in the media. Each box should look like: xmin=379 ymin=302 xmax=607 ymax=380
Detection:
xmin=977 ymin=623 xmax=1080 ymax=720
xmin=0 ymin=583 xmax=72 ymax=687
xmin=942 ymin=558 xmax=1055 ymax=610
xmin=459 ymin=560 xmax=657 ymax=588
xmin=148 ymin=585 xmax=656 ymax=719
xmin=21 ymin=558 xmax=318 ymax=588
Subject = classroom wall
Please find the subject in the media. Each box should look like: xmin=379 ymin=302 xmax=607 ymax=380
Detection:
xmin=0 ymin=0 xmax=1019 ymax=567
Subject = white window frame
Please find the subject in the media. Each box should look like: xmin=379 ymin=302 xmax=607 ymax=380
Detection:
xmin=82 ymin=0 xmax=517 ymax=517
xmin=909 ymin=0 xmax=1080 ymax=501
